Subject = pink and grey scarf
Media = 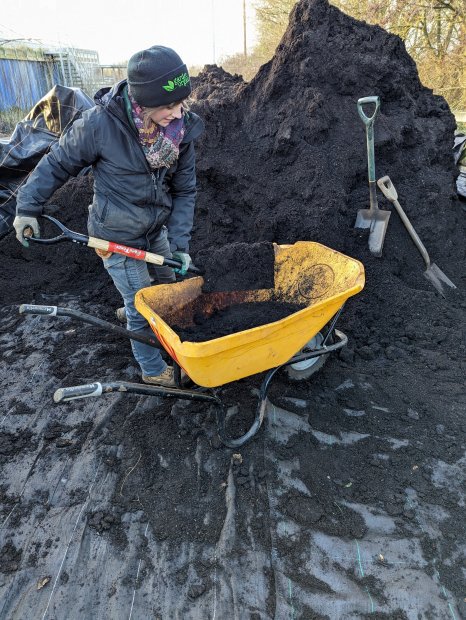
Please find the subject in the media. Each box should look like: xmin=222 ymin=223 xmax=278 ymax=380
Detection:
xmin=128 ymin=90 xmax=185 ymax=169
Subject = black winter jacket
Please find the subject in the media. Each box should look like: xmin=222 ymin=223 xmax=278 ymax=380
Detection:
xmin=16 ymin=80 xmax=204 ymax=252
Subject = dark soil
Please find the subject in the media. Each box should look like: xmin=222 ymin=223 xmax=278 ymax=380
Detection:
xmin=0 ymin=0 xmax=465 ymax=617
xmin=197 ymin=241 xmax=275 ymax=292
xmin=174 ymin=301 xmax=304 ymax=342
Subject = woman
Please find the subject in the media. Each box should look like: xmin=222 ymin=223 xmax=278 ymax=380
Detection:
xmin=13 ymin=46 xmax=204 ymax=387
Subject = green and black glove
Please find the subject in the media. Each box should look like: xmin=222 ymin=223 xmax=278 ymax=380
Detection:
xmin=172 ymin=251 xmax=191 ymax=276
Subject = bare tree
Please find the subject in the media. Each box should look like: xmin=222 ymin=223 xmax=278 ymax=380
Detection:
xmin=253 ymin=0 xmax=297 ymax=62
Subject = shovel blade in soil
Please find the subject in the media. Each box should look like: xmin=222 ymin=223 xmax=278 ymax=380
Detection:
xmin=424 ymin=263 xmax=457 ymax=297
xmin=356 ymin=209 xmax=391 ymax=256
xmin=355 ymin=208 xmax=373 ymax=229
xmin=368 ymin=211 xmax=391 ymax=257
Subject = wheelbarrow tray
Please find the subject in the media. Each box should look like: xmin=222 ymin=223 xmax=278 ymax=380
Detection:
xmin=135 ymin=242 xmax=365 ymax=387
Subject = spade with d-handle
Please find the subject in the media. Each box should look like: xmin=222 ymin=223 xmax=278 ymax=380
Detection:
xmin=377 ymin=176 xmax=456 ymax=297
xmin=24 ymin=213 xmax=203 ymax=275
xmin=355 ymin=96 xmax=391 ymax=257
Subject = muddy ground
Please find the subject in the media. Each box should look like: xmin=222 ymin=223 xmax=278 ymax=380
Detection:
xmin=0 ymin=0 xmax=465 ymax=618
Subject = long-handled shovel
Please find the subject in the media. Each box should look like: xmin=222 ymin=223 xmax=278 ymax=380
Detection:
xmin=24 ymin=214 xmax=203 ymax=275
xmin=355 ymin=96 xmax=391 ymax=257
xmin=377 ymin=176 xmax=457 ymax=297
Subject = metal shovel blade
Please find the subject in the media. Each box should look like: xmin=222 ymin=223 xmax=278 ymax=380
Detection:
xmin=355 ymin=208 xmax=372 ymax=229
xmin=368 ymin=210 xmax=391 ymax=257
xmin=424 ymin=263 xmax=457 ymax=298
xmin=356 ymin=208 xmax=391 ymax=257
xmin=355 ymin=184 xmax=392 ymax=257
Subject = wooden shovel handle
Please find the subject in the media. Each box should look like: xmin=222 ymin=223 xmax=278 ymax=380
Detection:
xmin=377 ymin=176 xmax=398 ymax=202
xmin=87 ymin=237 xmax=203 ymax=274
xmin=87 ymin=237 xmax=165 ymax=265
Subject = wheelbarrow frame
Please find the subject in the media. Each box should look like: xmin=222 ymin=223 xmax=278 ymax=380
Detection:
xmin=19 ymin=304 xmax=348 ymax=448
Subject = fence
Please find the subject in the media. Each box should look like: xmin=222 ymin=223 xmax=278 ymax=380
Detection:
xmin=0 ymin=58 xmax=61 ymax=110
xmin=0 ymin=46 xmax=104 ymax=113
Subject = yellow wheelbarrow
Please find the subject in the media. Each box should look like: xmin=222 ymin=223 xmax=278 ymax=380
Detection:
xmin=20 ymin=242 xmax=364 ymax=447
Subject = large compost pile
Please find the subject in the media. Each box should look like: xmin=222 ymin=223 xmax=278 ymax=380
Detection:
xmin=0 ymin=0 xmax=464 ymax=617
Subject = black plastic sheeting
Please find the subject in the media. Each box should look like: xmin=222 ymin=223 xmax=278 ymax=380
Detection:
xmin=0 ymin=85 xmax=93 ymax=239
xmin=0 ymin=295 xmax=462 ymax=619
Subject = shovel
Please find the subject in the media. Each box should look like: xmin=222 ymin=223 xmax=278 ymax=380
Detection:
xmin=25 ymin=214 xmax=203 ymax=275
xmin=355 ymin=96 xmax=391 ymax=257
xmin=377 ymin=176 xmax=457 ymax=297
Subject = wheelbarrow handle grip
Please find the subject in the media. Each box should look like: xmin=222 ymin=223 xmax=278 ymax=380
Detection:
xmin=357 ymin=96 xmax=380 ymax=125
xmin=19 ymin=304 xmax=58 ymax=316
xmin=377 ymin=176 xmax=398 ymax=201
xmin=54 ymin=383 xmax=103 ymax=403
xmin=53 ymin=381 xmax=219 ymax=402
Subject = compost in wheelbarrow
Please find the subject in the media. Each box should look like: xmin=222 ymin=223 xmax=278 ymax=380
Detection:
xmin=173 ymin=300 xmax=307 ymax=342
xmin=136 ymin=241 xmax=365 ymax=388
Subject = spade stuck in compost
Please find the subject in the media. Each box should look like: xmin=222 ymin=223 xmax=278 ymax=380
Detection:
xmin=354 ymin=96 xmax=391 ymax=257
xmin=377 ymin=175 xmax=457 ymax=297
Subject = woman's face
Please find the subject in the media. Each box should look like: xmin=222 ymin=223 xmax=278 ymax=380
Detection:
xmin=148 ymin=101 xmax=183 ymax=127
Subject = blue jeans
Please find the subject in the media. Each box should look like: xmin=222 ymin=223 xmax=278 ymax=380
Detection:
xmin=103 ymin=227 xmax=175 ymax=376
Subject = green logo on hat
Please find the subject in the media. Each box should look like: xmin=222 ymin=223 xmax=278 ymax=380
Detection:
xmin=163 ymin=72 xmax=190 ymax=92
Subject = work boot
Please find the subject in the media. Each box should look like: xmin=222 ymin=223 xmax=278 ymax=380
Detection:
xmin=142 ymin=366 xmax=186 ymax=388
xmin=116 ymin=306 xmax=127 ymax=323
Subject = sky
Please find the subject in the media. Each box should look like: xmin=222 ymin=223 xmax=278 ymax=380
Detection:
xmin=0 ymin=0 xmax=257 ymax=66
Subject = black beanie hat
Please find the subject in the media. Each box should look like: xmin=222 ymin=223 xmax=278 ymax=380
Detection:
xmin=127 ymin=45 xmax=192 ymax=107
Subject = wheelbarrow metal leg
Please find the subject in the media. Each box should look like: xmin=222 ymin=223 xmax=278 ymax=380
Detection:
xmin=214 ymin=329 xmax=348 ymax=448
xmin=215 ymin=364 xmax=281 ymax=449
xmin=286 ymin=329 xmax=347 ymax=366
xmin=215 ymin=385 xmax=271 ymax=449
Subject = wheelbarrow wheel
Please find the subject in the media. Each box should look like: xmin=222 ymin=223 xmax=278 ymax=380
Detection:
xmin=285 ymin=331 xmax=332 ymax=382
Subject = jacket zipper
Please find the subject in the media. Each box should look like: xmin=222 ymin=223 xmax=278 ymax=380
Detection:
xmin=119 ymin=120 xmax=158 ymax=203
xmin=151 ymin=170 xmax=160 ymax=200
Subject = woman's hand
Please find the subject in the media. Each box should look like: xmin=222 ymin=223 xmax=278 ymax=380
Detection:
xmin=172 ymin=251 xmax=191 ymax=275
xmin=95 ymin=248 xmax=113 ymax=259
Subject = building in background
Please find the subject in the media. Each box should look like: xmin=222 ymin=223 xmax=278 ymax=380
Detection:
xmin=0 ymin=37 xmax=126 ymax=114
xmin=97 ymin=65 xmax=127 ymax=87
